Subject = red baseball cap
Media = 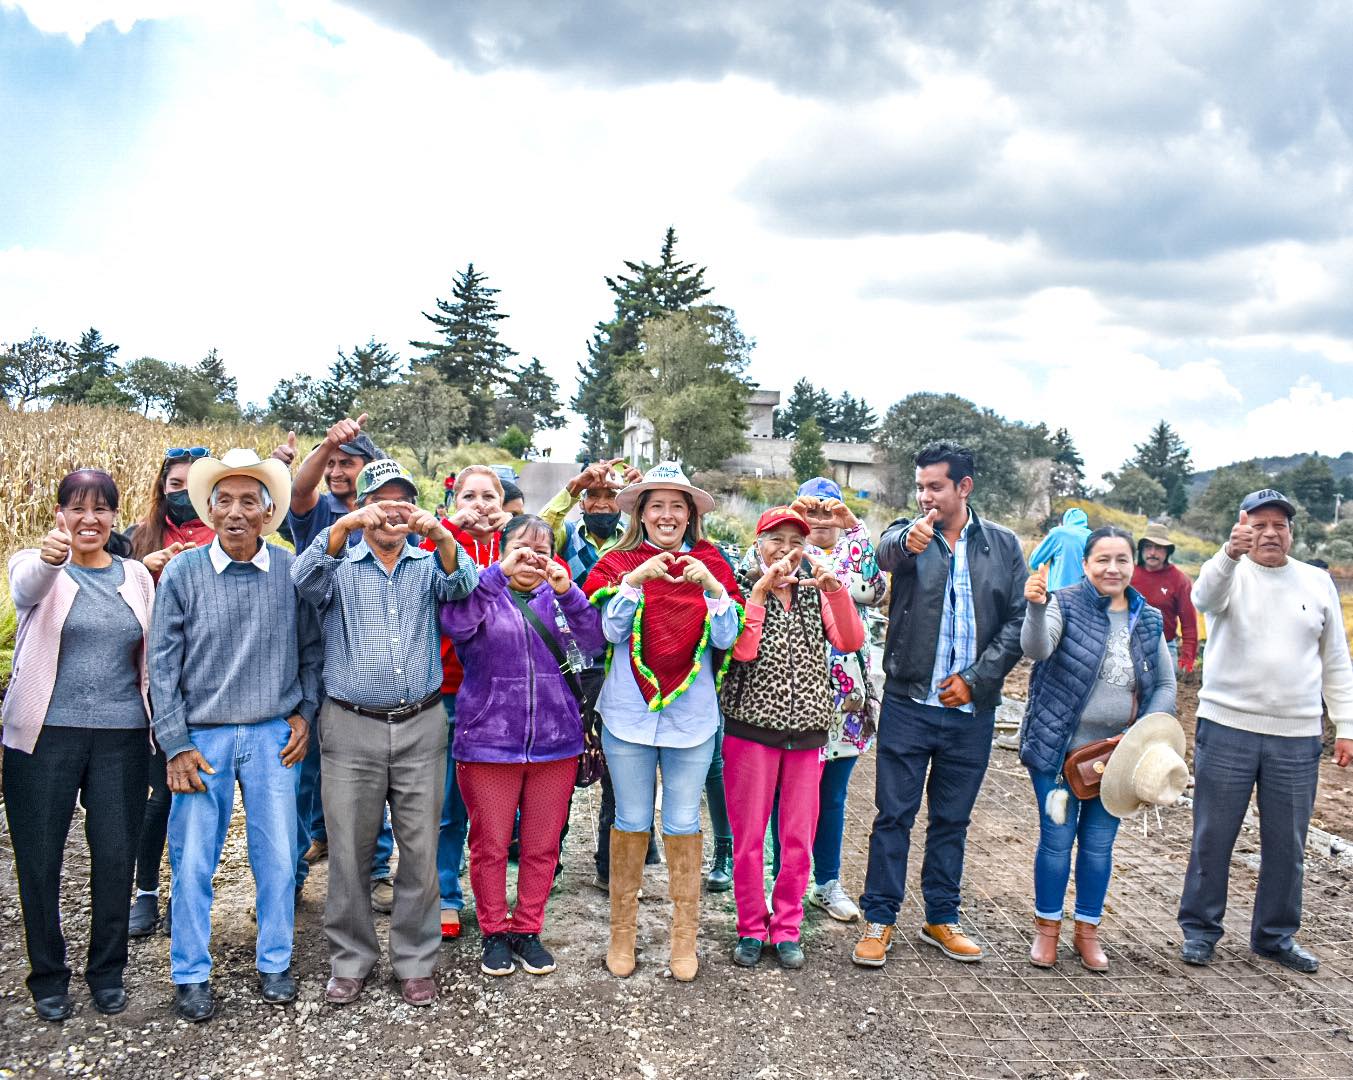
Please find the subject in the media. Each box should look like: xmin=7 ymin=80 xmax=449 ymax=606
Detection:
xmin=755 ymin=505 xmax=809 ymax=536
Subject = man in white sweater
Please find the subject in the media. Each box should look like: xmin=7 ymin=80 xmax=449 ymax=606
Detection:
xmin=1178 ymin=489 xmax=1353 ymax=973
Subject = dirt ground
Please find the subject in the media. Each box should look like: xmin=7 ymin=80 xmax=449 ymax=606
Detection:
xmin=4 ymin=671 xmax=1353 ymax=1080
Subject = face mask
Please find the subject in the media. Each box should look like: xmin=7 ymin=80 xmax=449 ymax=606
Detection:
xmin=165 ymin=489 xmax=199 ymax=525
xmin=583 ymin=512 xmax=621 ymax=538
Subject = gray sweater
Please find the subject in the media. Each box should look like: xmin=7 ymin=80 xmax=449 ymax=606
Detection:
xmin=149 ymin=544 xmax=322 ymax=759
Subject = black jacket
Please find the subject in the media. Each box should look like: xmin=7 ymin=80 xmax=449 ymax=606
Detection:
xmin=877 ymin=508 xmax=1028 ymax=711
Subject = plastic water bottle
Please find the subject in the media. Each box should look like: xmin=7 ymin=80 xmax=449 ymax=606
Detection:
xmin=554 ymin=602 xmax=589 ymax=673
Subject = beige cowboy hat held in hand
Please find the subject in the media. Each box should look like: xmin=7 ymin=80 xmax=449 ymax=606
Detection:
xmin=187 ymin=448 xmax=292 ymax=536
xmin=1099 ymin=712 xmax=1190 ymax=819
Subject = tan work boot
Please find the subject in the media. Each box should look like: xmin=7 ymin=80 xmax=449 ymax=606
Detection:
xmin=1073 ymin=920 xmax=1108 ymax=972
xmin=663 ymin=832 xmax=704 ymax=982
xmin=919 ymin=922 xmax=984 ymax=962
xmin=1030 ymin=917 xmax=1061 ymax=968
xmin=606 ymin=829 xmax=649 ymax=977
xmin=852 ymin=922 xmax=894 ymax=967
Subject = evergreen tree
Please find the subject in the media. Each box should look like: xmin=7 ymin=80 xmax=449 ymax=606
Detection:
xmin=791 ymin=418 xmax=829 ymax=483
xmin=774 ymin=378 xmax=834 ymax=437
xmin=1127 ymin=420 xmax=1192 ymax=517
xmin=317 ymin=337 xmax=403 ymax=420
xmin=498 ymin=357 xmax=566 ymax=436
xmin=1 ymin=331 xmax=68 ymax=407
xmin=1049 ymin=427 xmax=1086 ymax=497
xmin=1103 ymin=467 xmax=1167 ymax=516
xmin=266 ymin=374 xmax=326 ymax=432
xmin=51 ymin=327 xmax=119 ymax=404
xmin=829 ymin=392 xmax=879 ymax=443
xmin=195 ymin=347 xmax=239 ymax=407
xmin=356 ymin=364 xmax=470 ymax=475
xmin=1189 ymin=460 xmax=1274 ymax=539
xmin=1278 ymin=455 xmax=1338 ymax=522
xmin=573 ymin=227 xmax=713 ymax=455
xmin=411 ymin=263 xmax=517 ymax=442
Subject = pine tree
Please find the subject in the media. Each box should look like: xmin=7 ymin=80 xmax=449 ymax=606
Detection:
xmin=411 ymin=263 xmax=517 ymax=442
xmin=829 ymin=392 xmax=879 ymax=443
xmin=573 ymin=227 xmax=713 ymax=455
xmin=195 ymin=348 xmax=239 ymax=407
xmin=774 ymin=378 xmax=834 ymax=437
xmin=266 ymin=374 xmax=325 ymax=432
xmin=317 ymin=337 xmax=403 ymax=420
xmin=1128 ymin=420 xmax=1192 ymax=517
xmin=791 ymin=417 xmax=829 ymax=483
xmin=498 ymin=357 xmax=566 ymax=435
xmin=1050 ymin=427 xmax=1086 ymax=497
xmin=51 ymin=327 xmax=119 ymax=404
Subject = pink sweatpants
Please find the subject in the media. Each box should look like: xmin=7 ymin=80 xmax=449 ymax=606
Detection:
xmin=723 ymin=734 xmax=824 ymax=943
xmin=456 ymin=758 xmax=577 ymax=935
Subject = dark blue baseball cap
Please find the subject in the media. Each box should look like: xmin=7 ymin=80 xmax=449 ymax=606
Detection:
xmin=1239 ymin=488 xmax=1296 ymax=519
xmin=797 ymin=476 xmax=843 ymax=501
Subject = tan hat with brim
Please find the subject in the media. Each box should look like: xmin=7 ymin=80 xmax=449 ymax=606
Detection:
xmin=1137 ymin=522 xmax=1175 ymax=556
xmin=616 ymin=461 xmax=715 ymax=516
xmin=187 ymin=449 xmax=292 ymax=536
xmin=1100 ymin=712 xmax=1190 ymax=819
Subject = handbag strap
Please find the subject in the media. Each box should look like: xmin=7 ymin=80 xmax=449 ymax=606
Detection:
xmin=509 ymin=590 xmax=585 ymax=704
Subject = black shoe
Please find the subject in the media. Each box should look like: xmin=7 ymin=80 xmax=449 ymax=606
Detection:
xmin=174 ymin=981 xmax=215 ymax=1023
xmin=706 ymin=838 xmax=732 ymax=892
xmin=775 ymin=941 xmax=805 ymax=969
xmin=161 ymin=901 xmax=172 ymax=938
xmin=91 ymin=987 xmax=128 ymax=1015
xmin=1253 ymin=942 xmax=1319 ymax=974
xmin=1179 ymin=939 xmax=1214 ymax=966
xmin=509 ymin=933 xmax=557 ymax=975
xmin=128 ymin=894 xmax=159 ymax=937
xmin=645 ymin=833 xmax=661 ymax=866
xmin=259 ymin=969 xmax=297 ymax=1004
xmin=732 ymin=937 xmax=764 ymax=967
xmin=481 ymin=933 xmax=516 ymax=976
xmin=34 ymin=994 xmax=73 ymax=1022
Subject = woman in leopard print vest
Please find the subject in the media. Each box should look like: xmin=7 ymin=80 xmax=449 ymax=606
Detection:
xmin=719 ymin=506 xmax=865 ymax=970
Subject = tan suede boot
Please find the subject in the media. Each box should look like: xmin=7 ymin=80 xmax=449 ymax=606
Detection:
xmin=1029 ymin=917 xmax=1061 ymax=968
xmin=1073 ymin=920 xmax=1108 ymax=972
xmin=606 ymin=829 xmax=650 ymax=977
xmin=663 ymin=832 xmax=704 ymax=982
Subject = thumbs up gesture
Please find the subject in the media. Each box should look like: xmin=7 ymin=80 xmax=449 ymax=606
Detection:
xmin=905 ymin=508 xmax=939 ymax=554
xmin=271 ymin=430 xmax=299 ymax=467
xmin=42 ymin=510 xmax=73 ymax=566
xmin=1226 ymin=509 xmax=1255 ymax=561
xmin=1025 ymin=562 xmax=1050 ymax=605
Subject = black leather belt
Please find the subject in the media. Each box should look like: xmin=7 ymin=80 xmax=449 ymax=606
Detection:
xmin=328 ymin=691 xmax=441 ymax=723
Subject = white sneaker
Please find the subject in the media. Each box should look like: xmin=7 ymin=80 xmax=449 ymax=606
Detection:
xmin=810 ymin=879 xmax=860 ymax=922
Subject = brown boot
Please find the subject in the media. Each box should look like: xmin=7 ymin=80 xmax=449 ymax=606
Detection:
xmin=663 ymin=832 xmax=704 ymax=982
xmin=1030 ymin=917 xmax=1061 ymax=968
xmin=606 ymin=829 xmax=649 ymax=977
xmin=1073 ymin=920 xmax=1108 ymax=972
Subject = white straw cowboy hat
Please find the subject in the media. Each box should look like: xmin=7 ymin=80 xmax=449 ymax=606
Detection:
xmin=1100 ymin=712 xmax=1190 ymax=819
xmin=187 ymin=448 xmax=292 ymax=536
xmin=616 ymin=461 xmax=715 ymax=516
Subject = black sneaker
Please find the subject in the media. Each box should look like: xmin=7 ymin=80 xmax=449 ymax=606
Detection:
xmin=509 ymin=933 xmax=557 ymax=975
xmin=481 ymin=933 xmax=516 ymax=976
xmin=128 ymin=894 xmax=159 ymax=937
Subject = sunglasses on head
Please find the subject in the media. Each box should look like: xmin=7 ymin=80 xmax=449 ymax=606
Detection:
xmin=165 ymin=447 xmax=210 ymax=461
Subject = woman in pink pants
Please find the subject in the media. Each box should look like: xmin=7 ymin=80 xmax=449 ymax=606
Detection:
xmin=719 ymin=506 xmax=865 ymax=968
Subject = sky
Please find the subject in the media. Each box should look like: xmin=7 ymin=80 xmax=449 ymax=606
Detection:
xmin=2 ymin=0 xmax=1352 ymax=478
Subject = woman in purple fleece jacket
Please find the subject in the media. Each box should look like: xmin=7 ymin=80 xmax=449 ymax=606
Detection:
xmin=440 ymin=515 xmax=604 ymax=977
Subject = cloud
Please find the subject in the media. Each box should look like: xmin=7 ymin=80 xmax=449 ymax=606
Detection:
xmin=1186 ymin=376 xmax=1353 ymax=469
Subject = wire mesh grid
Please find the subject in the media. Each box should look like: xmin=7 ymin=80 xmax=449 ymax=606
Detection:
xmin=835 ymin=751 xmax=1353 ymax=1080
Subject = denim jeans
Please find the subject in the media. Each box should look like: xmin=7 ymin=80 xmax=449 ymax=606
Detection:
xmin=168 ymin=718 xmax=300 ymax=983
xmin=437 ymin=694 xmax=468 ymax=911
xmin=860 ymin=693 xmax=994 ymax=926
xmin=601 ymin=727 xmax=716 ymax=835
xmin=1027 ymin=769 xmax=1120 ymax=924
xmin=770 ymin=754 xmax=859 ymax=884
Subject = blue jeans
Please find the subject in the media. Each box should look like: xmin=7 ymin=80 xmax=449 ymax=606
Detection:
xmin=602 ymin=727 xmax=716 ymax=835
xmin=168 ymin=718 xmax=300 ymax=983
xmin=861 ymin=694 xmax=993 ymax=926
xmin=1027 ymin=768 xmax=1120 ymax=924
xmin=769 ymin=754 xmax=858 ymax=884
xmin=437 ymin=694 xmax=468 ymax=910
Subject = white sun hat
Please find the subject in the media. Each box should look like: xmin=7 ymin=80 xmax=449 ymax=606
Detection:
xmin=1099 ymin=712 xmax=1190 ymax=819
xmin=615 ymin=461 xmax=715 ymax=516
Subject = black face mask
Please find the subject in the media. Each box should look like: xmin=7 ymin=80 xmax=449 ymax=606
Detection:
xmin=165 ymin=489 xmax=199 ymax=525
xmin=583 ymin=511 xmax=621 ymax=539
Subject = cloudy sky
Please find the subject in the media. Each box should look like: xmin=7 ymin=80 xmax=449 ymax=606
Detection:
xmin=3 ymin=0 xmax=1351 ymax=477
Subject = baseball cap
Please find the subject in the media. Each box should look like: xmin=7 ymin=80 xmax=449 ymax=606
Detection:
xmin=1239 ymin=488 xmax=1296 ymax=519
xmin=356 ymin=458 xmax=418 ymax=503
xmin=338 ymin=433 xmax=385 ymax=462
xmin=797 ymin=476 xmax=843 ymax=501
xmin=755 ymin=505 xmax=809 ymax=536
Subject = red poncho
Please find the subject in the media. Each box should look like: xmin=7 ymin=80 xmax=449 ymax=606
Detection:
xmin=583 ymin=541 xmax=745 ymax=710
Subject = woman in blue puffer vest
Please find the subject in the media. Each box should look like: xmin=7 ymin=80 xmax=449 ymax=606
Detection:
xmin=1019 ymin=526 xmax=1176 ymax=972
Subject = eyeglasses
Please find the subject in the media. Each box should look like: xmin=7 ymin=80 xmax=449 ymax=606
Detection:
xmin=165 ymin=447 xmax=210 ymax=461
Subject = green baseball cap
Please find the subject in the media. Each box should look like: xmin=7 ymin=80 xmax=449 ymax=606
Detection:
xmin=356 ymin=458 xmax=418 ymax=503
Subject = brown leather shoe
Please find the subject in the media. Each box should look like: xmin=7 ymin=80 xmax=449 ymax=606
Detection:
xmin=1030 ymin=917 xmax=1061 ymax=968
xmin=400 ymin=976 xmax=437 ymax=1006
xmin=851 ymin=922 xmax=894 ymax=967
xmin=1073 ymin=921 xmax=1108 ymax=972
xmin=324 ymin=975 xmax=366 ymax=1005
xmin=919 ymin=922 xmax=984 ymax=962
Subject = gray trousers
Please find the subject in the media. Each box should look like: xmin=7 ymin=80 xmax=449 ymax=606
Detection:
xmin=1178 ymin=717 xmax=1322 ymax=953
xmin=320 ymin=699 xmax=448 ymax=980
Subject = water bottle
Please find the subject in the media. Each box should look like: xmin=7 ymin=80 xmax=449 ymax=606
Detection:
xmin=554 ymin=601 xmax=589 ymax=673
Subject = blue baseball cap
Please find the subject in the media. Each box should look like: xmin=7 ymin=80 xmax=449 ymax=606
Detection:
xmin=797 ymin=476 xmax=842 ymax=501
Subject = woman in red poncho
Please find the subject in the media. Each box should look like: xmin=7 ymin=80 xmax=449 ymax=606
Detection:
xmin=582 ymin=462 xmax=744 ymax=983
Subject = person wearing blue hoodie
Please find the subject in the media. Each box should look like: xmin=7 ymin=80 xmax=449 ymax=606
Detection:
xmin=1029 ymin=508 xmax=1091 ymax=592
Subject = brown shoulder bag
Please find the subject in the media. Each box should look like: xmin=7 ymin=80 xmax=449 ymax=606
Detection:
xmin=1061 ymin=693 xmax=1137 ymax=801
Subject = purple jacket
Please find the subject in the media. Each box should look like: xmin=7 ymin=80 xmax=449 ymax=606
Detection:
xmin=439 ymin=562 xmax=605 ymax=764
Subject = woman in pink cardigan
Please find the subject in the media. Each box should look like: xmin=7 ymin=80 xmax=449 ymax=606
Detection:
xmin=2 ymin=470 xmax=155 ymax=1023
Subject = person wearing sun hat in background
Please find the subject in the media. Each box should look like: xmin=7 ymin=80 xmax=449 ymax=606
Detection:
xmin=1131 ymin=521 xmax=1198 ymax=675
xmin=149 ymin=449 xmax=323 ymax=1022
xmin=582 ymin=462 xmax=745 ymax=983
xmin=1178 ymin=489 xmax=1353 ymax=974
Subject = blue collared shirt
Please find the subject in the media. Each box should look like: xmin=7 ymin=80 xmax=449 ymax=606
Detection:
xmin=915 ymin=510 xmax=978 ymax=713
xmin=291 ymin=528 xmax=478 ymax=711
